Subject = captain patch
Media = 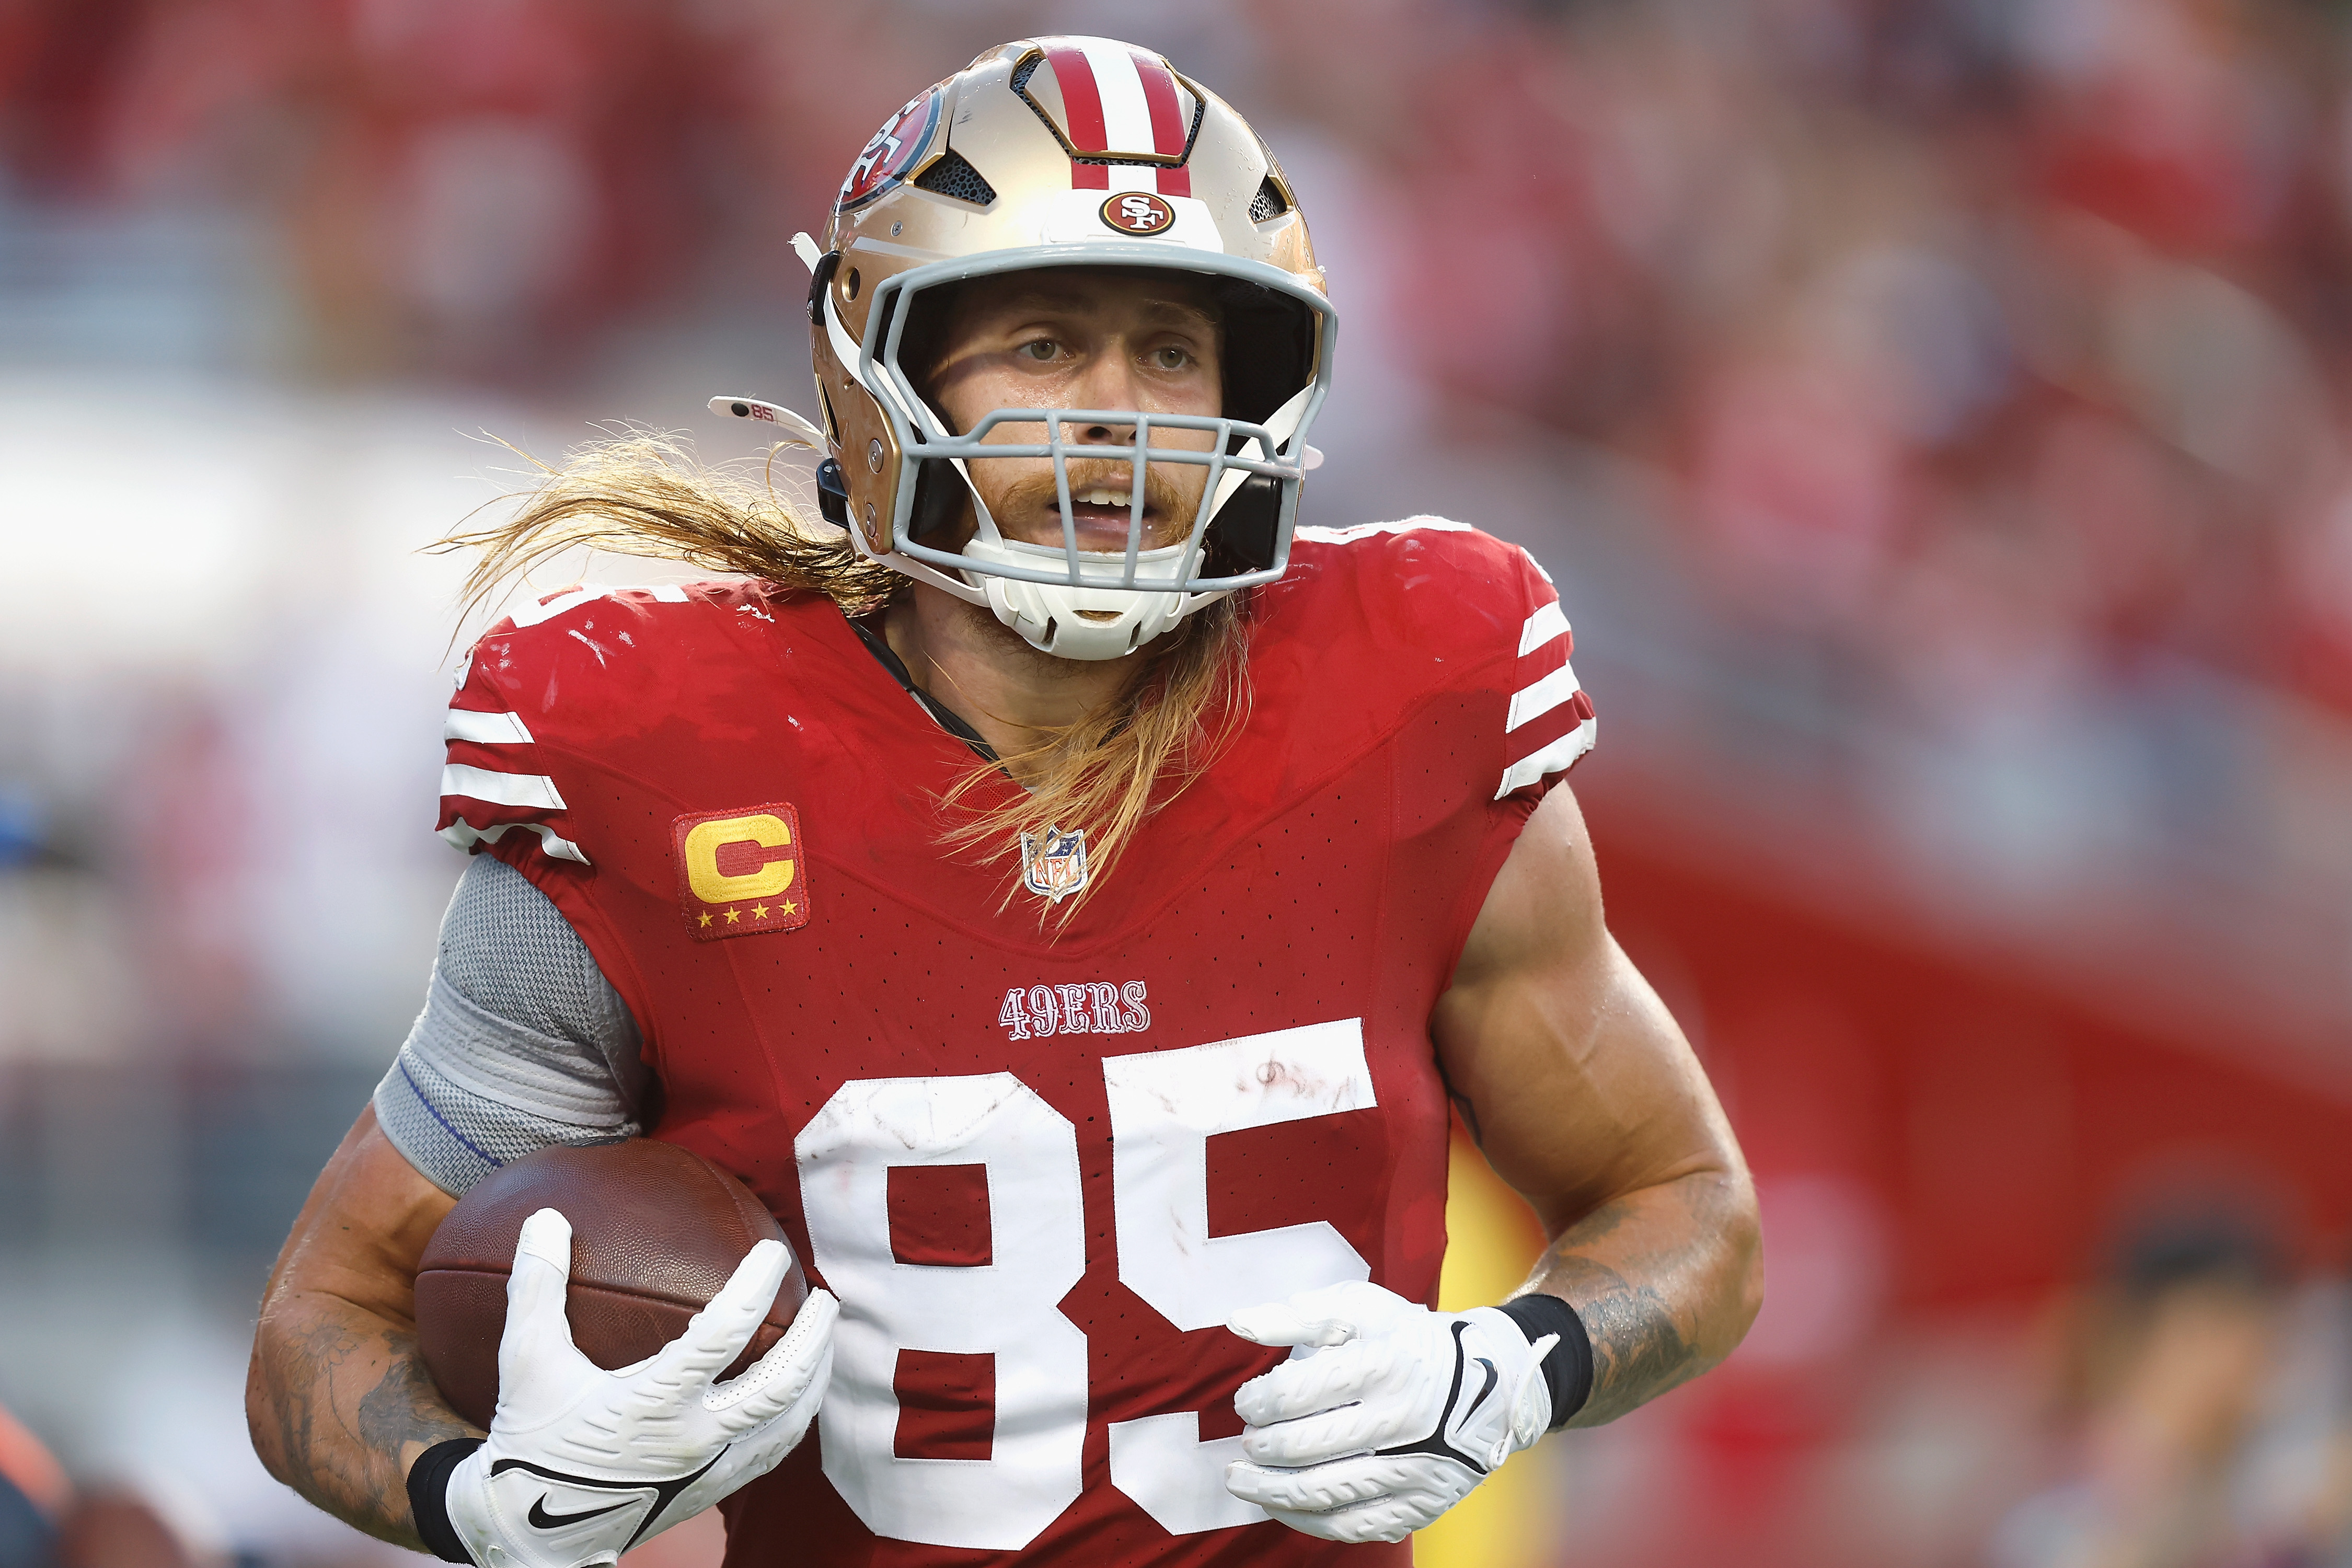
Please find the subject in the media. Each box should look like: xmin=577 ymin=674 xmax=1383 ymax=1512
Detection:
xmin=674 ymin=803 xmax=811 ymax=941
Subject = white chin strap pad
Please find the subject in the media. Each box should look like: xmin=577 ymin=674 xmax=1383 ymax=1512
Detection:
xmin=961 ymin=537 xmax=1206 ymax=661
xmin=981 ymin=575 xmax=1187 ymax=660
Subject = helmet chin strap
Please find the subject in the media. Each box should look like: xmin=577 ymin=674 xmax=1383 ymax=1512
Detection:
xmin=1211 ymin=385 xmax=1313 ymax=514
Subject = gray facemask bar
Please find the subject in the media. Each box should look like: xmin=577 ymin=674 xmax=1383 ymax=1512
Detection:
xmin=845 ymin=243 xmax=1339 ymax=594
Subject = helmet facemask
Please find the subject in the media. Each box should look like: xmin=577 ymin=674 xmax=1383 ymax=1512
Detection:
xmin=823 ymin=250 xmax=1333 ymax=660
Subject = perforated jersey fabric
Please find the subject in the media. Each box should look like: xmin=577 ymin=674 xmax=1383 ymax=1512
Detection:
xmin=372 ymin=855 xmax=647 ymax=1196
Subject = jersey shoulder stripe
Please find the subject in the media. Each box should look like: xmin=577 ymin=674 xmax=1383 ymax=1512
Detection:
xmin=1497 ymin=719 xmax=1596 ymax=798
xmin=436 ymin=583 xmax=710 ymax=868
xmin=435 ymin=581 xmax=838 ymax=872
xmin=441 ymin=763 xmax=566 ymax=812
xmin=1494 ymin=549 xmax=1595 ymax=801
xmin=1294 ymin=515 xmax=1476 ymax=545
xmin=503 ymin=580 xmax=691 ymax=629
xmin=1517 ymin=600 xmax=1569 ymax=657
xmin=444 ymin=709 xmax=535 ymax=744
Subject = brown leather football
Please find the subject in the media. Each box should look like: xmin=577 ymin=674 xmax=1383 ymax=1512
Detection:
xmin=414 ymin=1140 xmax=808 ymax=1431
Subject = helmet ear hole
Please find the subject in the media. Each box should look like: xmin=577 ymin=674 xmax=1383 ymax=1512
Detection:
xmin=807 ymin=250 xmax=841 ymax=325
xmin=816 ymin=458 xmax=852 ymax=526
xmin=908 ymin=458 xmax=969 ymax=542
xmin=1207 ymin=475 xmax=1281 ymax=573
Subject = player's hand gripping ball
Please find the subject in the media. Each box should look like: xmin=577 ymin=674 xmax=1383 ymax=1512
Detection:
xmin=1221 ymin=1282 xmax=1559 ymax=1544
xmin=444 ymin=1209 xmax=835 ymax=1566
xmin=414 ymin=1143 xmax=838 ymax=1567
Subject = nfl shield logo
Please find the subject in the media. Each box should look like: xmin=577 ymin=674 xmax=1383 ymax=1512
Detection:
xmin=1020 ymin=825 xmax=1090 ymax=903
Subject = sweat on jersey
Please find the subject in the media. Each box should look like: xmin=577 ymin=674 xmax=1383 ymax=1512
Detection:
xmin=422 ymin=516 xmax=1594 ymax=1568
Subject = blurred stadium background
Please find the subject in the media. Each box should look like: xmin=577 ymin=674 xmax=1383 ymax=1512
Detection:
xmin=4 ymin=0 xmax=2352 ymax=1563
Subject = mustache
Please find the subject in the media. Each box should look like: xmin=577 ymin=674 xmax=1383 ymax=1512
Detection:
xmin=990 ymin=456 xmax=1197 ymax=521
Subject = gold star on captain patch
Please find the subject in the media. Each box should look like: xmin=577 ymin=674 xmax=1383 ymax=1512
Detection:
xmin=697 ymin=912 xmax=712 ymax=928
xmin=752 ymin=903 xmax=770 ymax=920
xmin=724 ymin=907 xmax=741 ymax=924
xmin=781 ymin=900 xmax=799 ymax=916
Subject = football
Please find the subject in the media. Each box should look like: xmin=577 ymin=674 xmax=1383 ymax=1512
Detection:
xmin=414 ymin=1140 xmax=808 ymax=1430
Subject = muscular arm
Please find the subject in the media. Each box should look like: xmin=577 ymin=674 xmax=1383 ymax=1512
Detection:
xmin=246 ymin=1106 xmax=472 ymax=1547
xmin=1432 ymin=785 xmax=1762 ymax=1426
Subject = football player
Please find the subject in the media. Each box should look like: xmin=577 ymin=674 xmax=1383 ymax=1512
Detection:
xmin=247 ymin=36 xmax=1760 ymax=1568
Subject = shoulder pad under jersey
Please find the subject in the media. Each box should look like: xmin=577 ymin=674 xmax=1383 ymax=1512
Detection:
xmin=1287 ymin=517 xmax=1595 ymax=801
xmin=433 ymin=581 xmax=797 ymax=867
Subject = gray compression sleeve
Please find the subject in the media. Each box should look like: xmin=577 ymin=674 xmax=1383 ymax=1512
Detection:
xmin=373 ymin=855 xmax=651 ymax=1196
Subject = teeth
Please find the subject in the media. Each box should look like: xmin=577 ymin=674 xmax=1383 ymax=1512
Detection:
xmin=1081 ymin=489 xmax=1132 ymax=508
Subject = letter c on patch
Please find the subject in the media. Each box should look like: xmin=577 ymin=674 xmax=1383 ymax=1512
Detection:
xmin=682 ymin=813 xmax=795 ymax=904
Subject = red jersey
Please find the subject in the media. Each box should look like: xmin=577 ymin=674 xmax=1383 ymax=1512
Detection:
xmin=434 ymin=519 xmax=1594 ymax=1567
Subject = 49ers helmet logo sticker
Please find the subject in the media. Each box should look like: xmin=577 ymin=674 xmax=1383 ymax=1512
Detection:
xmin=674 ymin=803 xmax=811 ymax=939
xmin=1098 ymin=191 xmax=1175 ymax=235
xmin=1020 ymin=825 xmax=1090 ymax=903
xmin=838 ymin=86 xmax=945 ymax=211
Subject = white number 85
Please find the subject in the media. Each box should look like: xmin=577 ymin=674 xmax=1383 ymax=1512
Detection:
xmin=794 ymin=1019 xmax=1377 ymax=1550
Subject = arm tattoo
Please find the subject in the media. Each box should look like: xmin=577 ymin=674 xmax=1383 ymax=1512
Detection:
xmin=1542 ymin=1252 xmax=1696 ymax=1425
xmin=255 ymin=1299 xmax=475 ymax=1549
xmin=261 ymin=1313 xmax=364 ymax=1505
xmin=1531 ymin=1181 xmax=1734 ymax=1426
xmin=355 ymin=1333 xmax=473 ymax=1455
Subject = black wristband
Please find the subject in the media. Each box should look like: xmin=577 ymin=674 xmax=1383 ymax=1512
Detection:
xmin=406 ymin=1437 xmax=485 ymax=1565
xmin=1498 ymin=1294 xmax=1595 ymax=1429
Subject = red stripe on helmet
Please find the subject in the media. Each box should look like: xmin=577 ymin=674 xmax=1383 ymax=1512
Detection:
xmin=1047 ymin=44 xmax=1109 ymax=154
xmin=1134 ymin=52 xmax=1185 ymax=156
xmin=1133 ymin=51 xmax=1191 ymax=197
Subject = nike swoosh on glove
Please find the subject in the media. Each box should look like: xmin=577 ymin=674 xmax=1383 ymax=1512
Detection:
xmin=444 ymin=1207 xmax=838 ymax=1568
xmin=1221 ymin=1281 xmax=1559 ymax=1544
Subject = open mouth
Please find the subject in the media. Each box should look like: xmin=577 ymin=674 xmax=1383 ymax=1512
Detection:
xmin=1054 ymin=486 xmax=1174 ymax=551
xmin=1066 ymin=487 xmax=1150 ymax=526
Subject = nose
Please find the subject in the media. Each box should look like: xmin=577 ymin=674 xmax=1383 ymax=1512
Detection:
xmin=1063 ymin=349 xmax=1149 ymax=446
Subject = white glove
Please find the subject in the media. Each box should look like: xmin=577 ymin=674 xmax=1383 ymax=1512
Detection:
xmin=1221 ymin=1281 xmax=1559 ymax=1544
xmin=445 ymin=1207 xmax=838 ymax=1568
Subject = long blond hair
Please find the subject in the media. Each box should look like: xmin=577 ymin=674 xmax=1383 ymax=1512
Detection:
xmin=435 ymin=429 xmax=1249 ymax=918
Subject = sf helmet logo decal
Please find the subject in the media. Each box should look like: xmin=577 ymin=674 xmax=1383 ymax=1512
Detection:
xmin=838 ymin=86 xmax=943 ymax=210
xmin=674 ymin=803 xmax=811 ymax=940
xmin=1099 ymin=191 xmax=1176 ymax=236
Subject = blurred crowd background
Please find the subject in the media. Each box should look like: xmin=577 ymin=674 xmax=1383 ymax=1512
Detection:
xmin=4 ymin=0 xmax=2352 ymax=1563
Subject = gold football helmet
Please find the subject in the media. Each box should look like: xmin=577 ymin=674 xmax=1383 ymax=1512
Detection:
xmin=782 ymin=37 xmax=1338 ymax=660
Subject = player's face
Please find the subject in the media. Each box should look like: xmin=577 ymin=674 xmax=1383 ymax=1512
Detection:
xmin=925 ymin=269 xmax=1224 ymax=553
